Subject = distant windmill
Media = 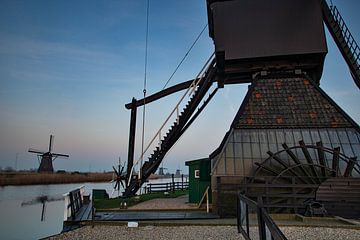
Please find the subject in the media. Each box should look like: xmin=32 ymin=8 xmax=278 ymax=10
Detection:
xmin=28 ymin=135 xmax=69 ymax=173
xmin=158 ymin=167 xmax=168 ymax=176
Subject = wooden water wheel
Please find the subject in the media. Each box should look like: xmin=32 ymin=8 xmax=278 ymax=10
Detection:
xmin=244 ymin=140 xmax=360 ymax=215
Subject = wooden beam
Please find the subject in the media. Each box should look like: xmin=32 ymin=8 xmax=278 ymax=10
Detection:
xmin=125 ymin=75 xmax=252 ymax=109
xmin=126 ymin=98 xmax=137 ymax=182
xmin=316 ymin=141 xmax=327 ymax=177
xmin=344 ymin=157 xmax=357 ymax=177
xmin=282 ymin=143 xmax=315 ymax=183
xmin=299 ymin=140 xmax=320 ymax=183
xmin=332 ymin=147 xmax=341 ymax=177
xmin=267 ymin=151 xmax=308 ymax=184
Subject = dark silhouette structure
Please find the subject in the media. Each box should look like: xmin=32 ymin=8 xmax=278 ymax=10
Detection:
xmin=28 ymin=135 xmax=69 ymax=172
xmin=122 ymin=0 xmax=360 ymax=218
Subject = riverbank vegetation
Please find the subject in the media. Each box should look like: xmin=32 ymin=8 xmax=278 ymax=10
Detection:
xmin=94 ymin=189 xmax=188 ymax=210
xmin=0 ymin=172 xmax=113 ymax=186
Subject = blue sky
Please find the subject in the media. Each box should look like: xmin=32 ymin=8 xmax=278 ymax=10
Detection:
xmin=0 ymin=0 xmax=359 ymax=173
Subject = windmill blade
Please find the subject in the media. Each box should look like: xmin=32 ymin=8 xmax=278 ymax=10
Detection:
xmin=114 ymin=181 xmax=119 ymax=190
xmin=112 ymin=166 xmax=119 ymax=176
xmin=120 ymin=166 xmax=125 ymax=175
xmin=120 ymin=180 xmax=125 ymax=189
xmin=47 ymin=195 xmax=64 ymax=202
xmin=49 ymin=135 xmax=54 ymax=152
xmin=21 ymin=198 xmax=40 ymax=206
xmin=52 ymin=153 xmax=69 ymax=158
xmin=21 ymin=194 xmax=63 ymax=206
xmin=28 ymin=148 xmax=45 ymax=155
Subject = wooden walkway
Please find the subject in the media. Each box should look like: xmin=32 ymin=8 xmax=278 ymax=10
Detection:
xmin=65 ymin=202 xmax=93 ymax=222
xmin=94 ymin=211 xmax=219 ymax=221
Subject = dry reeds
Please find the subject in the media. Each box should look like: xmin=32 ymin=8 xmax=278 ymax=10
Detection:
xmin=0 ymin=172 xmax=113 ymax=186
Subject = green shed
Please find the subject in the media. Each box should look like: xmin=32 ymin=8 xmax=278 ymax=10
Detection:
xmin=185 ymin=158 xmax=212 ymax=203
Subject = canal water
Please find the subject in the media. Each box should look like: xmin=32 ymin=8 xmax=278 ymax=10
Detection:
xmin=0 ymin=177 xmax=183 ymax=240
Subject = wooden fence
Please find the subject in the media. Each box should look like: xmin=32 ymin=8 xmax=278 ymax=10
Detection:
xmin=146 ymin=181 xmax=189 ymax=193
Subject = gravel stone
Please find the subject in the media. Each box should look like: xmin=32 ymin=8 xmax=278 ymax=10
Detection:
xmin=48 ymin=225 xmax=360 ymax=240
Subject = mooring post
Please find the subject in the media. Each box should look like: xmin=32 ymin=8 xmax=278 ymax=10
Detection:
xmin=126 ymin=97 xmax=137 ymax=182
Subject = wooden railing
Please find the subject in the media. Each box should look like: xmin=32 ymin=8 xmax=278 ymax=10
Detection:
xmin=237 ymin=194 xmax=287 ymax=240
xmin=63 ymin=186 xmax=85 ymax=221
xmin=146 ymin=181 xmax=188 ymax=193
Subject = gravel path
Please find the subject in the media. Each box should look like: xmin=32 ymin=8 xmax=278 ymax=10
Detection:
xmin=48 ymin=225 xmax=360 ymax=240
xmin=48 ymin=225 xmax=242 ymax=240
xmin=280 ymin=226 xmax=360 ymax=240
xmin=128 ymin=195 xmax=198 ymax=210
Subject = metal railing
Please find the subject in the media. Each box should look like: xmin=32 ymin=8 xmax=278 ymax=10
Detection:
xmin=237 ymin=194 xmax=288 ymax=240
xmin=63 ymin=186 xmax=85 ymax=221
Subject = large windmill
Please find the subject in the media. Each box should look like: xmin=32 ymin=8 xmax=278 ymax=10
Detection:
xmin=28 ymin=135 xmax=69 ymax=173
xmin=122 ymin=0 xmax=360 ymax=203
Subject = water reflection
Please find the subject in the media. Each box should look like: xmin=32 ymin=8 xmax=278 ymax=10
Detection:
xmin=0 ymin=177 xmax=184 ymax=240
xmin=0 ymin=182 xmax=113 ymax=240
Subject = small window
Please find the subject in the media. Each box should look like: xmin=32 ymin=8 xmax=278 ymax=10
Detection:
xmin=194 ymin=170 xmax=200 ymax=178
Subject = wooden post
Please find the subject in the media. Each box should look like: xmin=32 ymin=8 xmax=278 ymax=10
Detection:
xmin=126 ymin=97 xmax=137 ymax=182
xmin=181 ymin=174 xmax=184 ymax=190
xmin=172 ymin=174 xmax=175 ymax=193
xmin=257 ymin=197 xmax=266 ymax=240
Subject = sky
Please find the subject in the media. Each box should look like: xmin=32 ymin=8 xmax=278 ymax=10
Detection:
xmin=0 ymin=0 xmax=359 ymax=173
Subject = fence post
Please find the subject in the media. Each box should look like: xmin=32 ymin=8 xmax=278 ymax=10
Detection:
xmin=217 ymin=176 xmax=221 ymax=216
xmin=181 ymin=174 xmax=184 ymax=190
xmin=257 ymin=196 xmax=266 ymax=240
xmin=172 ymin=174 xmax=175 ymax=193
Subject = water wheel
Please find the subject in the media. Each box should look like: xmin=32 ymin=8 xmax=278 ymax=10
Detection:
xmin=244 ymin=140 xmax=359 ymax=214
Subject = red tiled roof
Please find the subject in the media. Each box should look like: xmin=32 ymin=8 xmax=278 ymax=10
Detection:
xmin=233 ymin=76 xmax=356 ymax=129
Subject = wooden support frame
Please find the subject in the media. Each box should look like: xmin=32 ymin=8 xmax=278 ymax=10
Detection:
xmin=126 ymin=98 xmax=137 ymax=182
xmin=125 ymin=75 xmax=251 ymax=109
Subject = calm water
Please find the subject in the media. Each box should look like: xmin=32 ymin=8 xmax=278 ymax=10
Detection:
xmin=0 ymin=177 xmax=183 ymax=240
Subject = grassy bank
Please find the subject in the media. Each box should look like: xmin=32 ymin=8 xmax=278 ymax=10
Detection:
xmin=0 ymin=172 xmax=113 ymax=186
xmin=94 ymin=190 xmax=188 ymax=210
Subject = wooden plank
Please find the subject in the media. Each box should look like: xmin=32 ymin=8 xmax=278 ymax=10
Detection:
xmin=316 ymin=142 xmax=327 ymax=176
xmin=73 ymin=203 xmax=92 ymax=222
xmin=282 ymin=143 xmax=316 ymax=183
xmin=331 ymin=147 xmax=340 ymax=177
xmin=299 ymin=140 xmax=320 ymax=182
xmin=344 ymin=157 xmax=357 ymax=177
xmin=82 ymin=202 xmax=93 ymax=221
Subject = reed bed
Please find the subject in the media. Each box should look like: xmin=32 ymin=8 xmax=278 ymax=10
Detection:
xmin=0 ymin=172 xmax=113 ymax=186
